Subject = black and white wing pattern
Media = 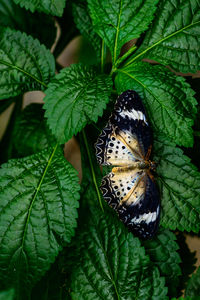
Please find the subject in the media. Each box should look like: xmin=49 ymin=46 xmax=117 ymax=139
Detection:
xmin=95 ymin=90 xmax=160 ymax=240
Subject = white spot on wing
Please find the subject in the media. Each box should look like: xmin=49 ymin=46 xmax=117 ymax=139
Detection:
xmin=120 ymin=108 xmax=148 ymax=125
xmin=131 ymin=207 xmax=159 ymax=225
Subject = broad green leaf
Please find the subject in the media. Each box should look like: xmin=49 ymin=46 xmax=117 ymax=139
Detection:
xmin=0 ymin=28 xmax=55 ymax=100
xmin=153 ymin=136 xmax=200 ymax=232
xmin=185 ymin=267 xmax=200 ymax=299
xmin=13 ymin=103 xmax=56 ymax=157
xmin=126 ymin=0 xmax=200 ymax=73
xmin=115 ymin=62 xmax=197 ymax=147
xmin=72 ymin=1 xmax=101 ymax=60
xmin=87 ymin=0 xmax=159 ymax=64
xmin=0 ymin=148 xmax=80 ymax=298
xmin=0 ymin=289 xmax=15 ymax=300
xmin=31 ymin=258 xmax=68 ymax=300
xmin=0 ymin=0 xmax=56 ymax=48
xmin=44 ymin=64 xmax=112 ymax=144
xmin=70 ymin=209 xmax=168 ymax=300
xmin=13 ymin=0 xmax=66 ymax=17
xmin=143 ymin=229 xmax=181 ymax=297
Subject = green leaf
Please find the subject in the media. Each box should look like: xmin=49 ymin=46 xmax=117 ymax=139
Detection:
xmin=185 ymin=267 xmax=200 ymax=299
xmin=31 ymin=258 xmax=68 ymax=300
xmin=143 ymin=229 xmax=181 ymax=297
xmin=87 ymin=0 xmax=159 ymax=64
xmin=115 ymin=62 xmax=197 ymax=147
xmin=72 ymin=1 xmax=101 ymax=60
xmin=0 ymin=147 xmax=80 ymax=298
xmin=0 ymin=0 xmax=56 ymax=48
xmin=70 ymin=209 xmax=168 ymax=300
xmin=126 ymin=0 xmax=200 ymax=73
xmin=153 ymin=136 xmax=200 ymax=232
xmin=0 ymin=289 xmax=15 ymax=300
xmin=0 ymin=28 xmax=55 ymax=99
xmin=44 ymin=64 xmax=113 ymax=144
xmin=13 ymin=0 xmax=66 ymax=17
xmin=13 ymin=103 xmax=56 ymax=157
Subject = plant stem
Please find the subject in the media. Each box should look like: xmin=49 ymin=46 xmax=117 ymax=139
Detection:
xmin=82 ymin=129 xmax=104 ymax=212
xmin=101 ymin=40 xmax=106 ymax=73
xmin=115 ymin=45 xmax=137 ymax=68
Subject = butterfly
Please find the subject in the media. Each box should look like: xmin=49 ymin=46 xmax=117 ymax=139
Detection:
xmin=95 ymin=90 xmax=160 ymax=240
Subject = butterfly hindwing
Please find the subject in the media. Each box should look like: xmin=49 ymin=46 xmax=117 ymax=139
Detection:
xmin=101 ymin=167 xmax=146 ymax=208
xmin=101 ymin=169 xmax=160 ymax=239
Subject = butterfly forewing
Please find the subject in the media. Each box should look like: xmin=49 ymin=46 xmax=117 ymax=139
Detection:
xmin=110 ymin=89 xmax=152 ymax=157
xmin=95 ymin=122 xmax=143 ymax=166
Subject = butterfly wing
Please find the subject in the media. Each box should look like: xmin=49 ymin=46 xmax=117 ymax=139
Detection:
xmin=101 ymin=168 xmax=160 ymax=239
xmin=95 ymin=90 xmax=160 ymax=239
xmin=95 ymin=90 xmax=152 ymax=166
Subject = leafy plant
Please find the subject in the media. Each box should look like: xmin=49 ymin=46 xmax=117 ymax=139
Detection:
xmin=0 ymin=0 xmax=200 ymax=299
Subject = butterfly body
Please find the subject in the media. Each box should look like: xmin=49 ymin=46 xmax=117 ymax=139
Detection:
xmin=95 ymin=90 xmax=160 ymax=240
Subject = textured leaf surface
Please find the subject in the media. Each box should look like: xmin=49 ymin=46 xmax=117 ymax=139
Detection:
xmin=87 ymin=0 xmax=159 ymax=64
xmin=72 ymin=1 xmax=101 ymax=60
xmin=44 ymin=64 xmax=112 ymax=143
xmin=115 ymin=62 xmax=197 ymax=147
xmin=13 ymin=103 xmax=56 ymax=157
xmin=31 ymin=259 xmax=68 ymax=300
xmin=0 ymin=28 xmax=55 ymax=99
xmin=153 ymin=137 xmax=200 ymax=232
xmin=143 ymin=229 xmax=181 ymax=297
xmin=0 ymin=289 xmax=15 ymax=300
xmin=0 ymin=148 xmax=80 ymax=297
xmin=185 ymin=267 xmax=200 ymax=299
xmin=13 ymin=0 xmax=65 ymax=16
xmin=0 ymin=0 xmax=56 ymax=48
xmin=127 ymin=0 xmax=200 ymax=73
xmin=71 ymin=209 xmax=168 ymax=300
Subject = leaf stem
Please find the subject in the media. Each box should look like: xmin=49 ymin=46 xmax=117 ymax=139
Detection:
xmin=110 ymin=67 xmax=117 ymax=76
xmin=82 ymin=129 xmax=104 ymax=212
xmin=101 ymin=40 xmax=105 ymax=73
xmin=115 ymin=45 xmax=137 ymax=67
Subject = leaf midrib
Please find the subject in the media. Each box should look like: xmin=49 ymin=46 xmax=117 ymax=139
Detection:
xmin=21 ymin=144 xmax=58 ymax=249
xmin=0 ymin=59 xmax=47 ymax=88
xmin=113 ymin=0 xmax=123 ymax=64
xmin=124 ymin=20 xmax=200 ymax=66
